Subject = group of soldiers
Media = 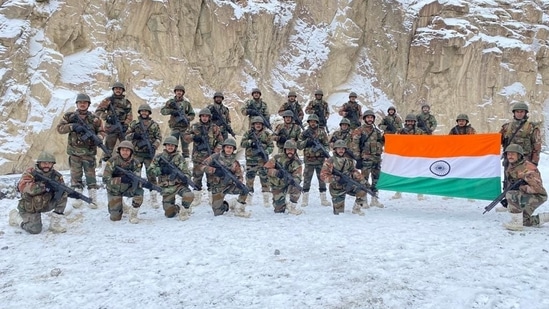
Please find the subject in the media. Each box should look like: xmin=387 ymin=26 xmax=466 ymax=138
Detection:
xmin=8 ymin=85 xmax=549 ymax=234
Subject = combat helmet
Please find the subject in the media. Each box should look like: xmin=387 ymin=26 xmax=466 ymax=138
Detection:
xmin=504 ymin=144 xmax=524 ymax=156
xmin=199 ymin=108 xmax=212 ymax=116
xmin=75 ymin=93 xmax=91 ymax=103
xmin=314 ymin=89 xmax=324 ymax=96
xmin=387 ymin=106 xmax=396 ymax=112
xmin=117 ymin=140 xmax=134 ymax=153
xmin=281 ymin=110 xmax=294 ymax=118
xmin=362 ymin=110 xmax=375 ymax=119
xmin=174 ymin=85 xmax=185 ymax=93
xmin=307 ymin=114 xmax=319 ymax=123
xmin=213 ymin=92 xmax=224 ymax=99
xmin=283 ymin=140 xmax=298 ymax=149
xmin=288 ymin=91 xmax=297 ymax=97
xmin=339 ymin=118 xmax=351 ymax=126
xmin=333 ymin=140 xmax=347 ymax=149
xmin=222 ymin=138 xmax=237 ymax=148
xmin=163 ymin=136 xmax=178 ymax=147
xmin=251 ymin=88 xmax=261 ymax=95
xmin=36 ymin=151 xmax=56 ymax=164
xmin=251 ymin=116 xmax=264 ymax=125
xmin=111 ymin=82 xmax=125 ymax=91
xmin=138 ymin=104 xmax=152 ymax=113
xmin=512 ymin=102 xmax=529 ymax=112
xmin=405 ymin=113 xmax=417 ymax=121
xmin=456 ymin=114 xmax=469 ymax=122
xmin=349 ymin=92 xmax=358 ymax=98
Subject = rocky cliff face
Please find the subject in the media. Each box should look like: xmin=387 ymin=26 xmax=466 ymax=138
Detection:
xmin=0 ymin=0 xmax=548 ymax=173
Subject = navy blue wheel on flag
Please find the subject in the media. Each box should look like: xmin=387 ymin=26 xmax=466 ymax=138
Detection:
xmin=430 ymin=160 xmax=451 ymax=177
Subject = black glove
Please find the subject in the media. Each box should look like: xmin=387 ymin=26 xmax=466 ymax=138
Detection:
xmin=276 ymin=169 xmax=285 ymax=178
xmin=72 ymin=124 xmax=85 ymax=133
xmin=160 ymin=164 xmax=172 ymax=175
xmin=213 ymin=168 xmax=225 ymax=177
xmin=249 ymin=140 xmax=257 ymax=148
xmin=193 ymin=135 xmax=202 ymax=143
xmin=120 ymin=174 xmax=133 ymax=184
xmin=305 ymin=139 xmax=315 ymax=147
xmin=500 ymin=198 xmax=508 ymax=207
xmin=246 ymin=109 xmax=259 ymax=116
xmin=133 ymin=132 xmax=143 ymax=140
xmin=278 ymin=136 xmax=287 ymax=144
xmin=336 ymin=176 xmax=346 ymax=185
xmin=355 ymin=160 xmax=363 ymax=169
xmin=106 ymin=115 xmax=117 ymax=125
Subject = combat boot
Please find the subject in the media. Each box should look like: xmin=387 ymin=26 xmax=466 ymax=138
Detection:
xmin=301 ymin=192 xmax=309 ymax=207
xmin=72 ymin=188 xmax=84 ymax=209
xmin=231 ymin=199 xmax=251 ymax=218
xmin=179 ymin=206 xmax=190 ymax=221
xmin=391 ymin=192 xmax=402 ymax=199
xmin=352 ymin=202 xmax=365 ymax=216
xmin=361 ymin=196 xmax=370 ymax=209
xmin=49 ymin=212 xmax=67 ymax=233
xmin=320 ymin=192 xmax=330 ymax=206
xmin=287 ymin=202 xmax=303 ymax=215
xmin=503 ymin=212 xmax=523 ymax=231
xmin=262 ymin=192 xmax=271 ymax=208
xmin=129 ymin=207 xmax=140 ymax=224
xmin=88 ymin=189 xmax=99 ymax=209
xmin=538 ymin=213 xmax=549 ymax=226
xmin=9 ymin=209 xmax=23 ymax=227
xmin=370 ymin=196 xmax=384 ymax=208
xmin=191 ymin=191 xmax=202 ymax=207
xmin=150 ymin=191 xmax=159 ymax=209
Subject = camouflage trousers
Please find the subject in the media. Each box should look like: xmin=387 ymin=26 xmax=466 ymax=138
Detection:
xmin=271 ymin=185 xmax=301 ymax=213
xmin=134 ymin=155 xmax=157 ymax=184
xmin=103 ymin=133 xmax=125 ymax=160
xmin=360 ymin=160 xmax=381 ymax=189
xmin=211 ymin=184 xmax=247 ymax=216
xmin=303 ymin=163 xmax=327 ymax=193
xmin=170 ymin=128 xmax=191 ymax=158
xmin=506 ymin=190 xmax=548 ymax=226
xmin=192 ymin=162 xmax=211 ymax=191
xmin=107 ymin=189 xmax=144 ymax=221
xmin=161 ymin=184 xmax=194 ymax=218
xmin=17 ymin=197 xmax=66 ymax=234
xmin=69 ymin=154 xmax=98 ymax=189
xmin=329 ymin=183 xmax=366 ymax=214
xmin=245 ymin=163 xmax=270 ymax=193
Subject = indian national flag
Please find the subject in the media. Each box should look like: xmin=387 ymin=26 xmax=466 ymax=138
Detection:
xmin=377 ymin=134 xmax=501 ymax=200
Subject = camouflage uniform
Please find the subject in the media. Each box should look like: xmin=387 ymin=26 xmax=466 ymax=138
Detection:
xmin=148 ymin=147 xmax=195 ymax=218
xmin=500 ymin=114 xmax=541 ymax=165
xmin=305 ymin=95 xmax=330 ymax=131
xmin=350 ymin=120 xmax=384 ymax=191
xmin=449 ymin=125 xmax=476 ymax=135
xmin=241 ymin=121 xmax=274 ymax=193
xmin=125 ymin=114 xmax=162 ymax=185
xmin=416 ymin=108 xmax=437 ymax=134
xmin=277 ymin=92 xmax=304 ymax=125
xmin=264 ymin=147 xmax=303 ymax=214
xmin=297 ymin=119 xmax=330 ymax=195
xmin=160 ymin=92 xmax=196 ymax=158
xmin=338 ymin=93 xmax=362 ymax=129
xmin=95 ymin=90 xmax=133 ymax=161
xmin=272 ymin=113 xmax=302 ymax=154
xmin=329 ymin=119 xmax=354 ymax=151
xmin=378 ymin=107 xmax=403 ymax=134
xmin=207 ymin=93 xmax=233 ymax=140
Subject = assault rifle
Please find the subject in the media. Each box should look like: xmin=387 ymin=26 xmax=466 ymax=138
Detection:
xmin=384 ymin=117 xmax=397 ymax=133
xmin=170 ymin=101 xmax=190 ymax=127
xmin=249 ymin=130 xmax=269 ymax=162
xmin=483 ymin=179 xmax=526 ymax=214
xmin=136 ymin=119 xmax=155 ymax=159
xmin=114 ymin=166 xmax=162 ymax=193
xmin=247 ymin=104 xmax=272 ymax=130
xmin=32 ymin=171 xmax=95 ymax=205
xmin=73 ymin=112 xmax=112 ymax=157
xmin=107 ymin=100 xmax=127 ymax=140
xmin=195 ymin=126 xmax=212 ymax=155
xmin=288 ymin=104 xmax=304 ymax=129
xmin=158 ymin=156 xmax=199 ymax=190
xmin=211 ymin=157 xmax=251 ymax=195
xmin=210 ymin=107 xmax=236 ymax=138
xmin=417 ymin=115 xmax=432 ymax=134
xmin=304 ymin=131 xmax=330 ymax=158
xmin=275 ymin=161 xmax=303 ymax=191
xmin=314 ymin=103 xmax=329 ymax=133
xmin=331 ymin=168 xmax=377 ymax=198
xmin=345 ymin=108 xmax=360 ymax=128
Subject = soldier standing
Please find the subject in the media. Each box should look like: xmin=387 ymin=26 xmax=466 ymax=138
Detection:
xmin=184 ymin=108 xmax=224 ymax=206
xmin=240 ymin=116 xmax=274 ymax=206
xmin=329 ymin=118 xmax=353 ymax=150
xmin=9 ymin=151 xmax=68 ymax=234
xmin=416 ymin=103 xmax=437 ymax=134
xmin=102 ymin=141 xmax=144 ymax=223
xmin=241 ymin=88 xmax=270 ymax=129
xmin=297 ymin=114 xmax=331 ymax=207
xmin=125 ymin=103 xmax=162 ymax=207
xmin=501 ymin=144 xmax=549 ymax=231
xmin=160 ymin=85 xmax=196 ymax=162
xmin=207 ymin=92 xmax=234 ymax=140
xmin=95 ymin=82 xmax=133 ymax=161
xmin=264 ymin=140 xmax=303 ymax=215
xmin=305 ymin=89 xmax=330 ymax=133
xmin=277 ymin=90 xmax=304 ymax=126
xmin=449 ymin=114 xmax=476 ymax=135
xmin=320 ymin=140 xmax=368 ymax=216
xmin=350 ymin=110 xmax=384 ymax=208
xmin=272 ymin=110 xmax=302 ymax=154
xmin=392 ymin=113 xmax=426 ymax=200
xmin=378 ymin=106 xmax=403 ymax=134
xmin=338 ymin=92 xmax=362 ymax=129
xmin=202 ymin=138 xmax=250 ymax=217
xmin=57 ymin=93 xmax=103 ymax=209
xmin=148 ymin=136 xmax=195 ymax=220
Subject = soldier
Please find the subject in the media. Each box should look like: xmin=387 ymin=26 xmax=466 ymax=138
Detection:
xmin=57 ymin=93 xmax=103 ymax=209
xmin=272 ymin=110 xmax=302 ymax=154
xmin=264 ymin=140 xmax=303 ymax=215
xmin=9 ymin=151 xmax=68 ymax=234
xmin=392 ymin=113 xmax=426 ymax=200
xmin=449 ymin=114 xmax=476 ymax=135
xmin=350 ymin=110 xmax=384 ymax=208
xmin=338 ymin=91 xmax=362 ymax=129
xmin=184 ymin=108 xmax=224 ymax=206
xmin=95 ymin=82 xmax=133 ymax=161
xmin=320 ymin=140 xmax=368 ymax=216
xmin=125 ymin=103 xmax=162 ymax=207
xmin=297 ymin=114 xmax=331 ymax=207
xmin=241 ymin=88 xmax=270 ymax=129
xmin=241 ymin=116 xmax=274 ymax=206
xmin=277 ymin=90 xmax=304 ymax=125
xmin=501 ymin=144 xmax=549 ymax=231
xmin=329 ymin=118 xmax=353 ymax=150
xmin=378 ymin=106 xmax=403 ymax=134
xmin=102 ymin=141 xmax=144 ymax=223
xmin=160 ymin=85 xmax=196 ymax=162
xmin=202 ymin=138 xmax=250 ymax=217
xmin=305 ymin=89 xmax=330 ymax=133
xmin=207 ymin=92 xmax=234 ymax=140
xmin=148 ymin=136 xmax=195 ymax=220
xmin=416 ymin=103 xmax=437 ymax=134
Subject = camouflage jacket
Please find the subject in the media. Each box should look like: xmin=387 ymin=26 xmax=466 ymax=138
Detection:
xmin=506 ymin=158 xmax=547 ymax=197
xmin=125 ymin=117 xmax=162 ymax=159
xmin=305 ymin=99 xmax=330 ymax=127
xmin=202 ymin=152 xmax=244 ymax=187
xmin=264 ymin=153 xmax=303 ymax=189
xmin=449 ymin=125 xmax=476 ymax=135
xmin=297 ymin=127 xmax=330 ymax=161
xmin=398 ymin=125 xmax=425 ymax=135
xmin=329 ymin=128 xmax=353 ymax=149
xmin=350 ymin=124 xmax=384 ymax=161
xmin=416 ymin=112 xmax=437 ymax=134
xmin=184 ymin=121 xmax=224 ymax=163
xmin=103 ymin=155 xmax=142 ymax=196
xmin=278 ymin=100 xmax=304 ymax=123
xmin=160 ymin=96 xmax=195 ymax=129
xmin=207 ymin=102 xmax=231 ymax=135
xmin=500 ymin=118 xmax=542 ymax=164
xmin=320 ymin=154 xmax=364 ymax=189
xmin=95 ymin=95 xmax=133 ymax=132
xmin=241 ymin=128 xmax=274 ymax=164
xmin=148 ymin=150 xmax=191 ymax=187
xmin=338 ymin=101 xmax=362 ymax=129
xmin=272 ymin=123 xmax=302 ymax=150
xmin=241 ymin=98 xmax=269 ymax=123
xmin=379 ymin=114 xmax=403 ymax=134
xmin=18 ymin=167 xmax=65 ymax=212
xmin=57 ymin=110 xmax=103 ymax=156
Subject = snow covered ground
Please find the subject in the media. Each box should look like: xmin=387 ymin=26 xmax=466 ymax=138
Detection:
xmin=1 ymin=154 xmax=549 ymax=309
